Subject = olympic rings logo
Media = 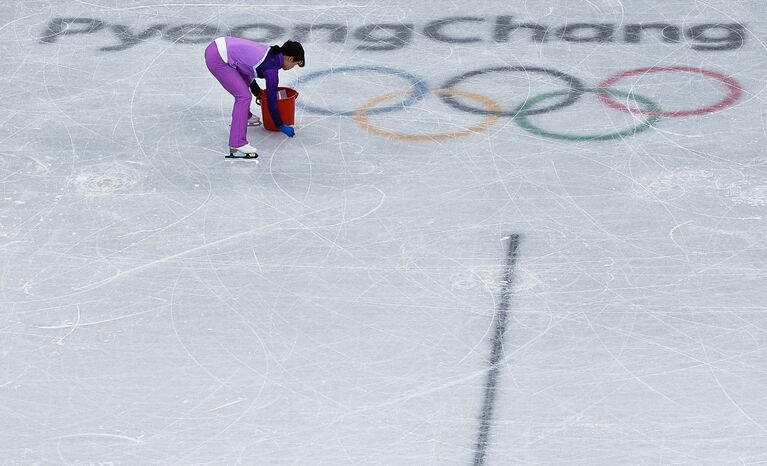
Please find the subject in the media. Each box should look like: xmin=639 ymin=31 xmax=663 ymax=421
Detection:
xmin=290 ymin=65 xmax=743 ymax=142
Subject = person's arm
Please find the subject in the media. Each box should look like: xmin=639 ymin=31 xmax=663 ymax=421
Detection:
xmin=249 ymin=80 xmax=261 ymax=96
xmin=262 ymin=68 xmax=284 ymax=128
xmin=249 ymin=79 xmax=262 ymax=105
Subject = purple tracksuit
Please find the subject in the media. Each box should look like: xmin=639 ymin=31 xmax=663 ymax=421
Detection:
xmin=204 ymin=37 xmax=285 ymax=147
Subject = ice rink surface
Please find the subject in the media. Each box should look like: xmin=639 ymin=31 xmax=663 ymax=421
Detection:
xmin=1 ymin=0 xmax=766 ymax=464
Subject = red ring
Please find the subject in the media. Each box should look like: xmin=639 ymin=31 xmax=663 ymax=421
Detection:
xmin=597 ymin=66 xmax=743 ymax=117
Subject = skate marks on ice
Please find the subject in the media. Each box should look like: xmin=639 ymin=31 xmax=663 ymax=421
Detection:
xmin=66 ymin=162 xmax=141 ymax=194
xmin=633 ymin=167 xmax=767 ymax=207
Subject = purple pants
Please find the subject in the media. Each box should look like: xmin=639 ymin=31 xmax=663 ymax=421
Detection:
xmin=204 ymin=42 xmax=253 ymax=148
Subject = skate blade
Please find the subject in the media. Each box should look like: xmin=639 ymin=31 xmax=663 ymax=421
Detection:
xmin=226 ymin=153 xmax=259 ymax=160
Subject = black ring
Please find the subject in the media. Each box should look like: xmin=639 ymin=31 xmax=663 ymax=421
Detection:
xmin=440 ymin=66 xmax=586 ymax=117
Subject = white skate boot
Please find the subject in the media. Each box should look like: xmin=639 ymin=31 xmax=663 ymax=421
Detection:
xmin=228 ymin=116 xmax=261 ymax=127
xmin=227 ymin=143 xmax=259 ymax=160
xmin=248 ymin=115 xmax=262 ymax=126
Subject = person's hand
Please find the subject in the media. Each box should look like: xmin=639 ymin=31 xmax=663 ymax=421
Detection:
xmin=280 ymin=124 xmax=295 ymax=137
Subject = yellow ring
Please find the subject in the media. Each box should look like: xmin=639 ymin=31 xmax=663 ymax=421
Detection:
xmin=353 ymin=88 xmax=501 ymax=141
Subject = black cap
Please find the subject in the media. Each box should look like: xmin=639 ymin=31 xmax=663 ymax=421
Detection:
xmin=282 ymin=40 xmax=305 ymax=67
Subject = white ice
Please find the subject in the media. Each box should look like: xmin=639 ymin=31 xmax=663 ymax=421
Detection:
xmin=1 ymin=0 xmax=766 ymax=464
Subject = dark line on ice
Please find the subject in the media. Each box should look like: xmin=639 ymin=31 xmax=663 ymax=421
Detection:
xmin=472 ymin=234 xmax=521 ymax=466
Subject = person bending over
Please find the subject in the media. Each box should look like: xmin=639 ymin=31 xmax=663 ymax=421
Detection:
xmin=204 ymin=37 xmax=304 ymax=157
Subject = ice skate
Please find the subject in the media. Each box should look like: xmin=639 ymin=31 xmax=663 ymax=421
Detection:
xmin=226 ymin=143 xmax=259 ymax=160
xmin=229 ymin=115 xmax=262 ymax=127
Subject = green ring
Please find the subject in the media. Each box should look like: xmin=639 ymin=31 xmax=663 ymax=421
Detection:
xmin=514 ymin=88 xmax=662 ymax=142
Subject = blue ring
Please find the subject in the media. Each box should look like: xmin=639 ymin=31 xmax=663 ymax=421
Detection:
xmin=291 ymin=66 xmax=429 ymax=116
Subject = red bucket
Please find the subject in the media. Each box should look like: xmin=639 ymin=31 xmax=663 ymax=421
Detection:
xmin=259 ymin=87 xmax=299 ymax=131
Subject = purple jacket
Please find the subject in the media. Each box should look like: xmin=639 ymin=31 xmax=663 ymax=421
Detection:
xmin=222 ymin=37 xmax=287 ymax=128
